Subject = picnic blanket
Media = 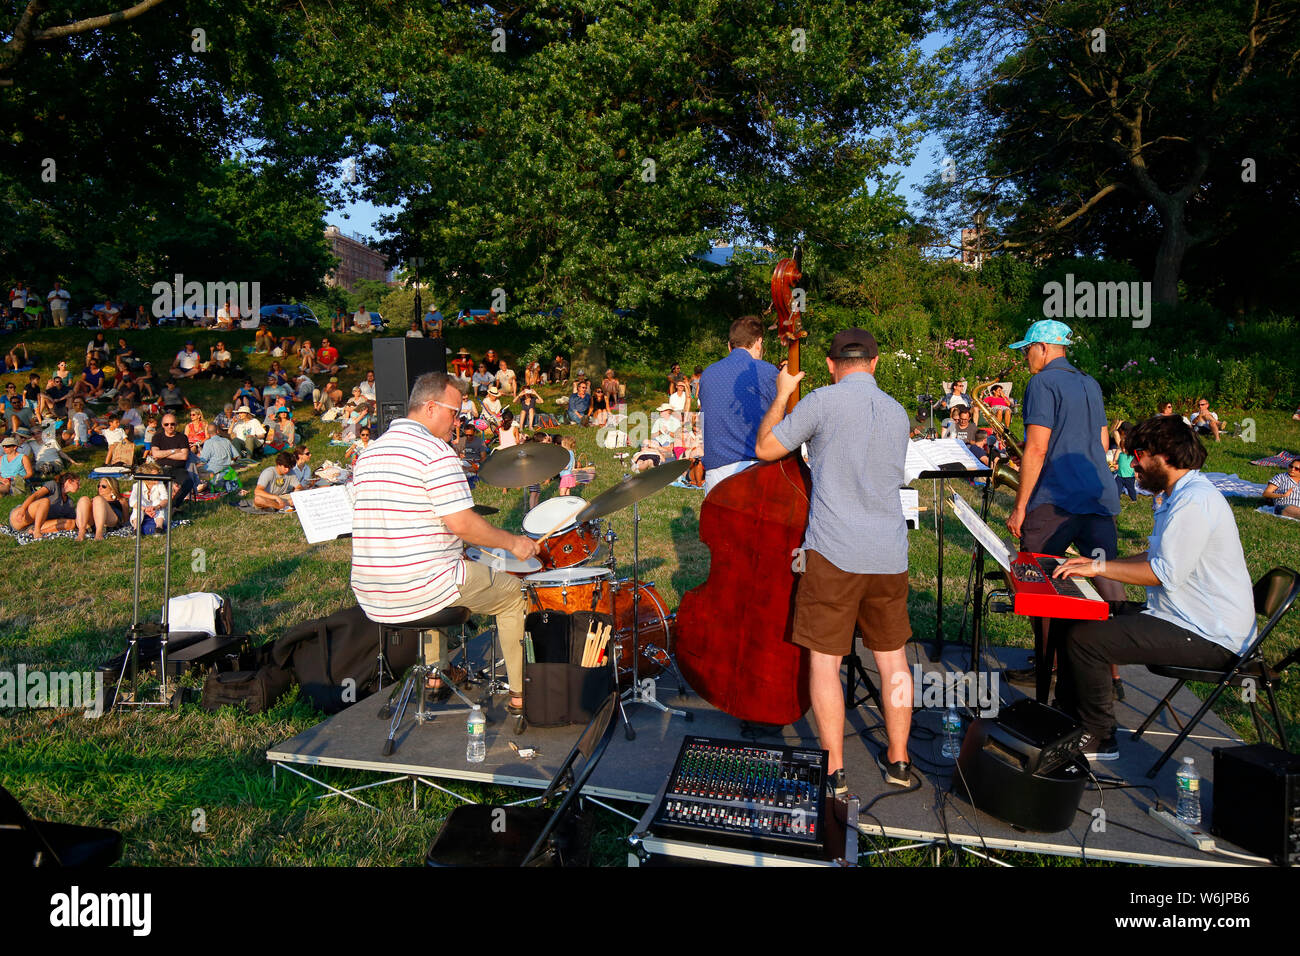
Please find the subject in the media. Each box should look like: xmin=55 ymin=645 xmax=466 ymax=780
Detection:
xmin=1137 ymin=472 xmax=1266 ymax=498
xmin=0 ymin=518 xmax=192 ymax=546
xmin=1249 ymin=451 xmax=1298 ymax=468
xmin=236 ymin=500 xmax=293 ymax=516
xmin=1257 ymin=505 xmax=1300 ymax=523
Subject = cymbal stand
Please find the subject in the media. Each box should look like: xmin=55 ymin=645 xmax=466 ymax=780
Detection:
xmin=620 ymin=498 xmax=690 ymax=738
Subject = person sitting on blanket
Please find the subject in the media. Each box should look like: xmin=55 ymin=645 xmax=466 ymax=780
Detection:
xmin=128 ymin=462 xmax=170 ymax=534
xmin=1189 ymin=397 xmax=1223 ymax=442
xmin=1263 ymin=460 xmax=1300 ymax=518
xmin=0 ymin=435 xmax=34 ymax=497
xmin=290 ymin=445 xmax=313 ymax=486
xmin=268 ymin=409 xmax=296 ymax=451
xmin=75 ymin=474 xmax=126 ymax=541
xmin=254 ymin=451 xmax=301 ymax=511
xmin=229 ymin=408 xmax=266 ymax=458
xmin=197 ymin=424 xmax=239 ymax=488
xmin=315 ymin=377 xmax=344 ymax=415
xmin=9 ymin=471 xmax=81 ymax=539
xmin=345 ymin=426 xmax=372 ymax=466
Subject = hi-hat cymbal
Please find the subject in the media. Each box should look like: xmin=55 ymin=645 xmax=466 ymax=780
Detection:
xmin=576 ymin=458 xmax=692 ymax=523
xmin=477 ymin=442 xmax=570 ymax=488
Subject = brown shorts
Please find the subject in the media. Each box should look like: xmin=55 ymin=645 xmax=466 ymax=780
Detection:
xmin=792 ymin=550 xmax=911 ymax=656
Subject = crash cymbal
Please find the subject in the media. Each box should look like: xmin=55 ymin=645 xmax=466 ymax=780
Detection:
xmin=471 ymin=504 xmax=499 ymax=516
xmin=576 ymin=458 xmax=692 ymax=523
xmin=476 ymin=442 xmax=570 ymax=488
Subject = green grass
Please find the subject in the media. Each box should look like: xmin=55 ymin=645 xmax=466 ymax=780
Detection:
xmin=2 ymin=324 xmax=1297 ymax=866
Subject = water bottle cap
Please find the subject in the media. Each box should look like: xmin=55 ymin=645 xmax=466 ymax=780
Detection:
xmin=472 ymin=704 xmax=481 ymax=711
xmin=1182 ymin=756 xmax=1194 ymax=765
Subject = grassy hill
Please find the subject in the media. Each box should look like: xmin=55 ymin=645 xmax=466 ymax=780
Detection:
xmin=1 ymin=322 xmax=1297 ymax=866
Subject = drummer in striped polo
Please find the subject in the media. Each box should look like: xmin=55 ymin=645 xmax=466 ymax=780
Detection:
xmin=350 ymin=372 xmax=541 ymax=713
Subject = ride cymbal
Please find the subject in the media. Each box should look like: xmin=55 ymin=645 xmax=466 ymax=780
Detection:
xmin=476 ymin=442 xmax=570 ymax=488
xmin=576 ymin=458 xmax=692 ymax=522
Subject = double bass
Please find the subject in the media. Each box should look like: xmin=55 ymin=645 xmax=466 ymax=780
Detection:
xmin=673 ymin=249 xmax=812 ymax=726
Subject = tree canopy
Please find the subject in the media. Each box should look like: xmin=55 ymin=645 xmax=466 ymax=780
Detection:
xmin=248 ymin=0 xmax=937 ymax=347
xmin=925 ymin=0 xmax=1300 ymax=307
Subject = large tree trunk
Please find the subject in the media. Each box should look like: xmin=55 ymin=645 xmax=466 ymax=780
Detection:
xmin=1152 ymin=203 xmax=1188 ymax=307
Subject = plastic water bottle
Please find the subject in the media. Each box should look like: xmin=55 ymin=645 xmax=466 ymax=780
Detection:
xmin=1175 ymin=756 xmax=1201 ymax=825
xmin=466 ymin=705 xmax=486 ymax=763
xmin=940 ymin=705 xmax=963 ymax=759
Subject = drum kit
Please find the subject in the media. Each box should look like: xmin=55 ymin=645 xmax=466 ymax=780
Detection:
xmin=472 ymin=444 xmax=693 ymax=733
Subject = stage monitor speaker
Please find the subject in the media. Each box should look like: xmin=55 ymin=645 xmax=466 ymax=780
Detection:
xmin=955 ymin=700 xmax=1089 ymax=833
xmin=1211 ymin=744 xmax=1300 ymax=867
xmin=373 ymin=337 xmax=447 ymax=433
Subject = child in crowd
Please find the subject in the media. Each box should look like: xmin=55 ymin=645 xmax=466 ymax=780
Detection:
xmin=128 ymin=463 xmax=170 ymax=534
xmin=558 ymin=436 xmax=577 ymax=495
xmin=1115 ymin=424 xmax=1137 ymax=501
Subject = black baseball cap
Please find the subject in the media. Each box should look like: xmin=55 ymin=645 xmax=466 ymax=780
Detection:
xmin=829 ymin=328 xmax=878 ymax=360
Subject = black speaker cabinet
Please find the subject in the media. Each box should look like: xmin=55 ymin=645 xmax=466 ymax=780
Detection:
xmin=1211 ymin=744 xmax=1300 ymax=867
xmin=373 ymin=337 xmax=448 ymax=433
xmin=955 ymin=706 xmax=1090 ymax=833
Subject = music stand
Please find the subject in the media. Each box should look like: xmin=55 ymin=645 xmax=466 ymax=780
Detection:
xmin=908 ymin=441 xmax=990 ymax=662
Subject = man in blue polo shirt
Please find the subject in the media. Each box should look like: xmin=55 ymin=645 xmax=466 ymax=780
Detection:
xmin=1005 ymin=319 xmax=1123 ymax=702
xmin=698 ymin=315 xmax=779 ymax=494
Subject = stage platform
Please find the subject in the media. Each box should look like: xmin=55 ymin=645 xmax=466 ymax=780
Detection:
xmin=266 ymin=639 xmax=1272 ymax=866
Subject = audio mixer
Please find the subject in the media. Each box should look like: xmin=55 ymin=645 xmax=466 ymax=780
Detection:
xmin=649 ymin=736 xmax=828 ymax=854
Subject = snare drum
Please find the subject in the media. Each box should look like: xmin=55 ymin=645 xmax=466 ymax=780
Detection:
xmin=465 ymin=545 xmax=543 ymax=576
xmin=522 ymin=496 xmax=602 ymax=569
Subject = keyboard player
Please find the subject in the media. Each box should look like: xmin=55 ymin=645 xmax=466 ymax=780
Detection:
xmin=1048 ymin=416 xmax=1255 ymax=760
xmin=1003 ymin=321 xmax=1123 ymax=701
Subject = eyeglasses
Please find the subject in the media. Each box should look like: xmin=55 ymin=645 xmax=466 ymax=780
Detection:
xmin=162 ymin=422 xmax=177 ymax=428
xmin=426 ymin=399 xmax=460 ymax=414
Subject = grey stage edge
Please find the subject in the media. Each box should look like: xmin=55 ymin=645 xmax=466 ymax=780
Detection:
xmin=265 ymin=639 xmax=1272 ymax=866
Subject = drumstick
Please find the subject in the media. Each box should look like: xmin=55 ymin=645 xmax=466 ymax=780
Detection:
xmin=535 ymin=510 xmax=578 ymax=545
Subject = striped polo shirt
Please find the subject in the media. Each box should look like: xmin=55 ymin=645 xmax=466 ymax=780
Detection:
xmin=350 ymin=418 xmax=474 ymax=624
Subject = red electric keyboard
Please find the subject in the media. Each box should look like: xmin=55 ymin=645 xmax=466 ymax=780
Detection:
xmin=1006 ymin=552 xmax=1108 ymax=621
xmin=948 ymin=493 xmax=1109 ymax=621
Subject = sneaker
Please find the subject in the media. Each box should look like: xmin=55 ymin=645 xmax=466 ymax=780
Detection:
xmin=1081 ymin=734 xmax=1119 ymax=761
xmin=826 ymin=768 xmax=848 ymax=798
xmin=876 ymin=752 xmax=913 ymax=787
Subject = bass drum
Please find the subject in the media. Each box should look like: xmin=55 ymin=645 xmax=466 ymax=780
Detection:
xmin=523 ymin=573 xmax=673 ymax=686
xmin=605 ymin=582 xmax=673 ymax=685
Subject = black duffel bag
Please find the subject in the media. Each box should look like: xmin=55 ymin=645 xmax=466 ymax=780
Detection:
xmin=272 ymin=604 xmax=420 ymax=714
xmin=201 ymin=666 xmax=293 ymax=715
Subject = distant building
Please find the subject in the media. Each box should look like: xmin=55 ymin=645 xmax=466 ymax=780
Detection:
xmin=960 ymin=227 xmax=985 ymax=269
xmin=324 ymin=225 xmax=390 ymax=290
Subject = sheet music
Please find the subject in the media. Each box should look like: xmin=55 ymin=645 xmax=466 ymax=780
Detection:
xmin=948 ymin=493 xmax=1015 ymax=573
xmin=905 ymin=438 xmax=987 ymax=483
xmin=899 ymin=488 xmax=919 ymax=529
xmin=292 ymin=483 xmax=356 ymax=543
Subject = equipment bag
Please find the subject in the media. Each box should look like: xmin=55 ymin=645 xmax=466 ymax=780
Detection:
xmin=522 ymin=609 xmax=616 ymax=727
xmin=272 ymin=604 xmax=420 ymax=714
xmin=200 ymin=665 xmax=293 ymax=715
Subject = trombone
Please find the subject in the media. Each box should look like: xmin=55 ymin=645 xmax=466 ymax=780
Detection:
xmin=971 ymin=376 xmax=1022 ymax=492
